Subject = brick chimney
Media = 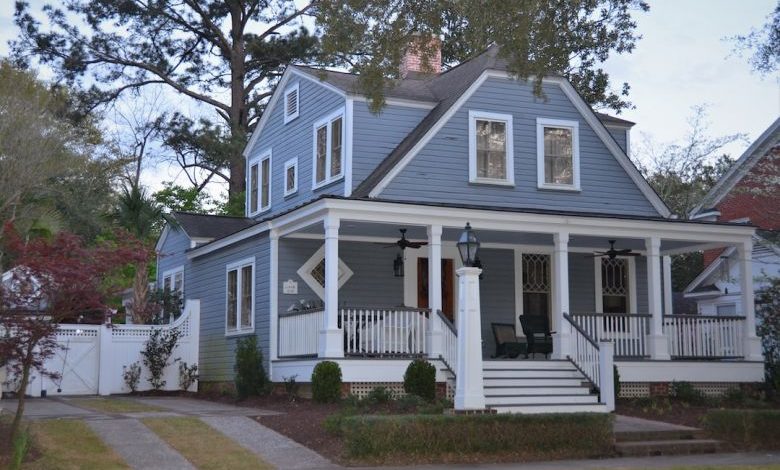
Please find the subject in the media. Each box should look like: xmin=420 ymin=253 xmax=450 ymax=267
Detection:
xmin=400 ymin=35 xmax=442 ymax=78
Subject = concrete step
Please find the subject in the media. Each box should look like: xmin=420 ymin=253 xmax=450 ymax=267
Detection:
xmin=615 ymin=439 xmax=722 ymax=457
xmin=615 ymin=430 xmax=703 ymax=442
xmin=483 ymin=385 xmax=591 ymax=396
xmin=482 ymin=377 xmax=585 ymax=387
xmin=488 ymin=403 xmax=609 ymax=414
xmin=482 ymin=360 xmax=575 ymax=370
xmin=482 ymin=369 xmax=582 ymax=379
xmin=485 ymin=394 xmax=599 ymax=405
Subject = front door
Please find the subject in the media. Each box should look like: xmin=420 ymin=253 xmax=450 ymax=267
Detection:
xmin=417 ymin=258 xmax=454 ymax=321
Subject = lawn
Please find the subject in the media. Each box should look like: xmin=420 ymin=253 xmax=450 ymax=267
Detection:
xmin=142 ymin=416 xmax=273 ymax=470
xmin=66 ymin=397 xmax=163 ymax=414
xmin=27 ymin=419 xmax=129 ymax=469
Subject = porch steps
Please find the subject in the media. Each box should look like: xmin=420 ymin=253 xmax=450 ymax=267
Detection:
xmin=615 ymin=426 xmax=721 ymax=456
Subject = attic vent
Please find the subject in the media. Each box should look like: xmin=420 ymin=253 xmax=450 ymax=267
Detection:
xmin=284 ymin=83 xmax=299 ymax=123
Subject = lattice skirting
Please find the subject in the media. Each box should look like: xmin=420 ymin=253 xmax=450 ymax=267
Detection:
xmin=619 ymin=382 xmax=650 ymax=398
xmin=619 ymin=381 xmax=741 ymax=398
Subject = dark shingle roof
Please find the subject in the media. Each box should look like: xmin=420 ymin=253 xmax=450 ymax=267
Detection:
xmin=171 ymin=212 xmax=254 ymax=240
xmin=595 ymin=112 xmax=635 ymax=127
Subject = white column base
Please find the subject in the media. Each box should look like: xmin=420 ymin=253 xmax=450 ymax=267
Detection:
xmin=552 ymin=332 xmax=571 ymax=360
xmin=319 ymin=328 xmax=344 ymax=358
xmin=745 ymin=336 xmax=763 ymax=361
xmin=646 ymin=334 xmax=670 ymax=360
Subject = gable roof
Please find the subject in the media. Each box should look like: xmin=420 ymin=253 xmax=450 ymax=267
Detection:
xmin=170 ymin=212 xmax=254 ymax=241
xmin=691 ymin=117 xmax=780 ymax=217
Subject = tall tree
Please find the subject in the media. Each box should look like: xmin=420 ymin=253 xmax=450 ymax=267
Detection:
xmin=13 ymin=0 xmax=649 ymax=203
xmin=730 ymin=1 xmax=780 ymax=74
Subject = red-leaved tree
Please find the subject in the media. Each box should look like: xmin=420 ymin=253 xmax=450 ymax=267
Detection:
xmin=0 ymin=222 xmax=148 ymax=440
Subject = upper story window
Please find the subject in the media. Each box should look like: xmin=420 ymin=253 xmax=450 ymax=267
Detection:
xmin=162 ymin=266 xmax=184 ymax=296
xmin=536 ymin=118 xmax=580 ymax=191
xmin=284 ymin=158 xmax=298 ymax=197
xmin=313 ymin=108 xmax=345 ymax=189
xmin=284 ymin=83 xmax=299 ymax=124
xmin=248 ymin=150 xmax=271 ymax=216
xmin=226 ymin=257 xmax=254 ymax=335
xmin=468 ymin=111 xmax=514 ymax=186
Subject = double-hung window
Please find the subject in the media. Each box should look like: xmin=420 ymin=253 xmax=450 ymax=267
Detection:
xmin=162 ymin=267 xmax=184 ymax=296
xmin=468 ymin=111 xmax=514 ymax=185
xmin=284 ymin=158 xmax=298 ymax=196
xmin=226 ymin=257 xmax=254 ymax=335
xmin=248 ymin=150 xmax=271 ymax=215
xmin=313 ymin=109 xmax=345 ymax=189
xmin=537 ymin=118 xmax=580 ymax=190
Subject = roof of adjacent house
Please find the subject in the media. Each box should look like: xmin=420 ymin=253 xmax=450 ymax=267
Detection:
xmin=170 ymin=212 xmax=254 ymax=240
xmin=690 ymin=117 xmax=780 ymax=217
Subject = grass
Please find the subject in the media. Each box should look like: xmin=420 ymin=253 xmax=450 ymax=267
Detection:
xmin=67 ymin=397 xmax=163 ymax=413
xmin=703 ymin=409 xmax=780 ymax=450
xmin=27 ymin=419 xmax=129 ymax=469
xmin=142 ymin=417 xmax=273 ymax=470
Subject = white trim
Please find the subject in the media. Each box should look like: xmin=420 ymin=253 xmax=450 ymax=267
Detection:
xmin=283 ymin=157 xmax=299 ymax=197
xmin=296 ymin=244 xmax=354 ymax=300
xmin=625 ymin=128 xmax=631 ymax=157
xmin=283 ymin=82 xmax=300 ymax=124
xmin=344 ymin=98 xmax=354 ymax=196
xmin=594 ymin=256 xmax=637 ymax=313
xmin=269 ymin=230 xmax=280 ymax=364
xmin=615 ymin=360 xmax=764 ymax=383
xmin=536 ymin=117 xmax=580 ymax=191
xmin=468 ymin=110 xmax=515 ymax=186
xmin=248 ymin=149 xmax=272 ymax=216
xmin=312 ymin=107 xmax=346 ymax=190
xmin=225 ymin=256 xmax=256 ymax=336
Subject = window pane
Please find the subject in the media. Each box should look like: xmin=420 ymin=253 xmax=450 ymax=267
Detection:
xmin=476 ymin=120 xmax=506 ymax=179
xmin=286 ymin=164 xmax=296 ymax=192
xmin=544 ymin=127 xmax=573 ymax=184
xmin=163 ymin=276 xmax=171 ymax=292
xmin=174 ymin=272 xmax=183 ymax=294
xmin=316 ymin=126 xmax=327 ymax=183
xmin=227 ymin=270 xmax=237 ymax=330
xmin=249 ymin=164 xmax=259 ymax=212
xmin=330 ymin=118 xmax=342 ymax=177
xmin=241 ymin=266 xmax=252 ymax=328
xmin=261 ymin=158 xmax=270 ymax=208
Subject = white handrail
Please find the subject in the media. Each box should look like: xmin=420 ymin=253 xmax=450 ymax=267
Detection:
xmin=340 ymin=308 xmax=429 ymax=356
xmin=664 ymin=315 xmax=745 ymax=359
xmin=565 ymin=313 xmax=615 ymax=411
xmin=437 ymin=310 xmax=457 ymax=375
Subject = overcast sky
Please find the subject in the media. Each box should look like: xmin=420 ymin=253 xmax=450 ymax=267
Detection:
xmin=1 ymin=1 xmax=778 ymax=194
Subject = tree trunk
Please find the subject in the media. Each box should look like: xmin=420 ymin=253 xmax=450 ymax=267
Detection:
xmin=228 ymin=3 xmax=248 ymax=198
xmin=10 ymin=348 xmax=33 ymax=443
xmin=132 ymin=261 xmax=149 ymax=323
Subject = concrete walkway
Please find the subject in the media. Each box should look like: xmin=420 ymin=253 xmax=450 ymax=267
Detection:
xmin=613 ymin=414 xmax=699 ymax=433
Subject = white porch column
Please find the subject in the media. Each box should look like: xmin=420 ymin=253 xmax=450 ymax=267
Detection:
xmin=552 ymin=232 xmax=571 ymax=359
xmin=269 ymin=230 xmax=279 ymax=362
xmin=454 ymin=266 xmax=486 ymax=410
xmin=738 ymin=240 xmax=763 ymax=360
xmin=646 ymin=237 xmax=670 ymax=359
xmin=319 ymin=215 xmax=343 ymax=358
xmin=427 ymin=224 xmax=443 ymax=358
xmin=662 ymin=255 xmax=673 ymax=316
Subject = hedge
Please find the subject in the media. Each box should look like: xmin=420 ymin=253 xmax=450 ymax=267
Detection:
xmin=331 ymin=413 xmax=614 ymax=464
xmin=703 ymin=409 xmax=780 ymax=450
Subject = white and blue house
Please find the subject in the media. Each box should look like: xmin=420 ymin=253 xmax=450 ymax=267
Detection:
xmin=156 ymin=45 xmax=763 ymax=413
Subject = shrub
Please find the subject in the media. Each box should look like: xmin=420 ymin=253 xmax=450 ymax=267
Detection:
xmin=365 ymin=386 xmax=395 ymax=404
xmin=403 ymin=359 xmax=436 ymax=401
xmin=311 ymin=361 xmax=342 ymax=403
xmin=234 ymin=336 xmax=268 ymax=399
xmin=178 ymin=362 xmax=199 ymax=391
xmin=283 ymin=375 xmax=299 ymax=402
xmin=140 ymin=328 xmax=182 ymax=391
xmin=703 ymin=409 xmax=780 ymax=449
xmin=122 ymin=362 xmax=142 ymax=393
xmin=670 ymin=381 xmax=708 ymax=405
xmin=333 ymin=413 xmax=614 ymax=463
xmin=613 ymin=364 xmax=621 ymax=399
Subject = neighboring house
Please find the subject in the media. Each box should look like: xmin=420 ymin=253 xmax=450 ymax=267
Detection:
xmin=156 ymin=44 xmax=764 ymax=413
xmin=686 ymin=118 xmax=780 ymax=316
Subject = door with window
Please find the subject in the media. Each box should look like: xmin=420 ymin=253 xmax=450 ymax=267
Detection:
xmin=521 ymin=253 xmax=551 ymax=323
xmin=417 ymin=258 xmax=454 ymax=321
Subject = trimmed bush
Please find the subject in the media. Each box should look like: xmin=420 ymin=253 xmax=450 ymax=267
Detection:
xmin=403 ymin=359 xmax=436 ymax=401
xmin=332 ymin=413 xmax=614 ymax=464
xmin=234 ymin=336 xmax=269 ymax=399
xmin=670 ymin=381 xmax=708 ymax=405
xmin=703 ymin=409 xmax=780 ymax=450
xmin=312 ymin=361 xmax=342 ymax=403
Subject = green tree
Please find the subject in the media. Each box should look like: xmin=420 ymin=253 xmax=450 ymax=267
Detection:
xmin=13 ymin=0 xmax=649 ymax=202
xmin=153 ymin=183 xmax=213 ymax=214
xmin=756 ymin=276 xmax=780 ymax=396
xmin=730 ymin=1 xmax=779 ymax=74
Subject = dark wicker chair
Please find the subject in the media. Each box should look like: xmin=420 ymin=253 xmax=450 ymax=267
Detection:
xmin=491 ymin=323 xmax=525 ymax=358
xmin=518 ymin=315 xmax=553 ymax=358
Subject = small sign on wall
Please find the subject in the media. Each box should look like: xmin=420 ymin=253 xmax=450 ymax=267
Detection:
xmin=283 ymin=279 xmax=298 ymax=295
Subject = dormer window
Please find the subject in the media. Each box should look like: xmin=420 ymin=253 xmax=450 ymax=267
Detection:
xmin=312 ymin=108 xmax=345 ymax=189
xmin=537 ymin=118 xmax=580 ymax=191
xmin=284 ymin=83 xmax=299 ymax=124
xmin=248 ymin=150 xmax=271 ymax=215
xmin=468 ymin=111 xmax=514 ymax=186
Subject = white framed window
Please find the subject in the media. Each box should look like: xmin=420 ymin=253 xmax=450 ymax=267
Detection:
xmin=716 ymin=303 xmax=737 ymax=316
xmin=226 ymin=257 xmax=255 ymax=335
xmin=284 ymin=158 xmax=298 ymax=197
xmin=284 ymin=82 xmax=300 ymax=124
xmin=248 ymin=150 xmax=272 ymax=215
xmin=312 ymin=108 xmax=345 ymax=189
xmin=297 ymin=245 xmax=353 ymax=300
xmin=536 ymin=118 xmax=580 ymax=191
xmin=468 ymin=111 xmax=514 ymax=186
xmin=594 ymin=257 xmax=637 ymax=314
xmin=162 ymin=266 xmax=184 ymax=296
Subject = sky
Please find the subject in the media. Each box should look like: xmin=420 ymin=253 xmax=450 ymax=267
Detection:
xmin=0 ymin=1 xmax=778 ymax=195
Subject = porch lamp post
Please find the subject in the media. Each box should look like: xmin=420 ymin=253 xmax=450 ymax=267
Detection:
xmin=454 ymin=222 xmax=487 ymax=411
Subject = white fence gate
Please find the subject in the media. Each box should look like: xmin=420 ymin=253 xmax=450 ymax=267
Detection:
xmin=5 ymin=300 xmax=200 ymax=397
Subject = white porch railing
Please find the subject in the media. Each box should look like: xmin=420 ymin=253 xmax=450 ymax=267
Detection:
xmin=664 ymin=315 xmax=745 ymax=359
xmin=278 ymin=309 xmax=323 ymax=358
xmin=564 ymin=313 xmax=615 ymax=411
xmin=570 ymin=313 xmax=651 ymax=358
xmin=436 ymin=310 xmax=458 ymax=375
xmin=341 ymin=307 xmax=429 ymax=356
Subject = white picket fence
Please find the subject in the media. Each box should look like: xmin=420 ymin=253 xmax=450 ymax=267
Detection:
xmin=4 ymin=300 xmax=200 ymax=397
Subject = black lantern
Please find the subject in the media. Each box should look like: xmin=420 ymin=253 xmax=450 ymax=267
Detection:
xmin=457 ymin=222 xmax=480 ymax=267
xmin=393 ymin=252 xmax=405 ymax=277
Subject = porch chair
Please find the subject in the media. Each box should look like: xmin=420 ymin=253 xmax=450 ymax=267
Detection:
xmin=518 ymin=315 xmax=553 ymax=359
xmin=491 ymin=323 xmax=525 ymax=359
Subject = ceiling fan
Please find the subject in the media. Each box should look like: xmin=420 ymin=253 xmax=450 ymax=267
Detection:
xmin=587 ymin=240 xmax=640 ymax=259
xmin=380 ymin=228 xmax=428 ymax=250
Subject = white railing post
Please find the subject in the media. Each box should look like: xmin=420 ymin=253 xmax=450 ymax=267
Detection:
xmin=269 ymin=230 xmax=279 ymax=363
xmin=427 ymin=225 xmax=443 ymax=359
xmin=598 ymin=341 xmax=615 ymax=411
xmin=320 ymin=215 xmax=344 ymax=358
xmin=663 ymin=255 xmax=673 ymax=315
xmin=552 ymin=232 xmax=571 ymax=359
xmin=454 ymin=266 xmax=486 ymax=411
xmin=738 ymin=240 xmax=763 ymax=360
xmin=97 ymin=321 xmax=112 ymax=396
xmin=645 ymin=237 xmax=670 ymax=359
